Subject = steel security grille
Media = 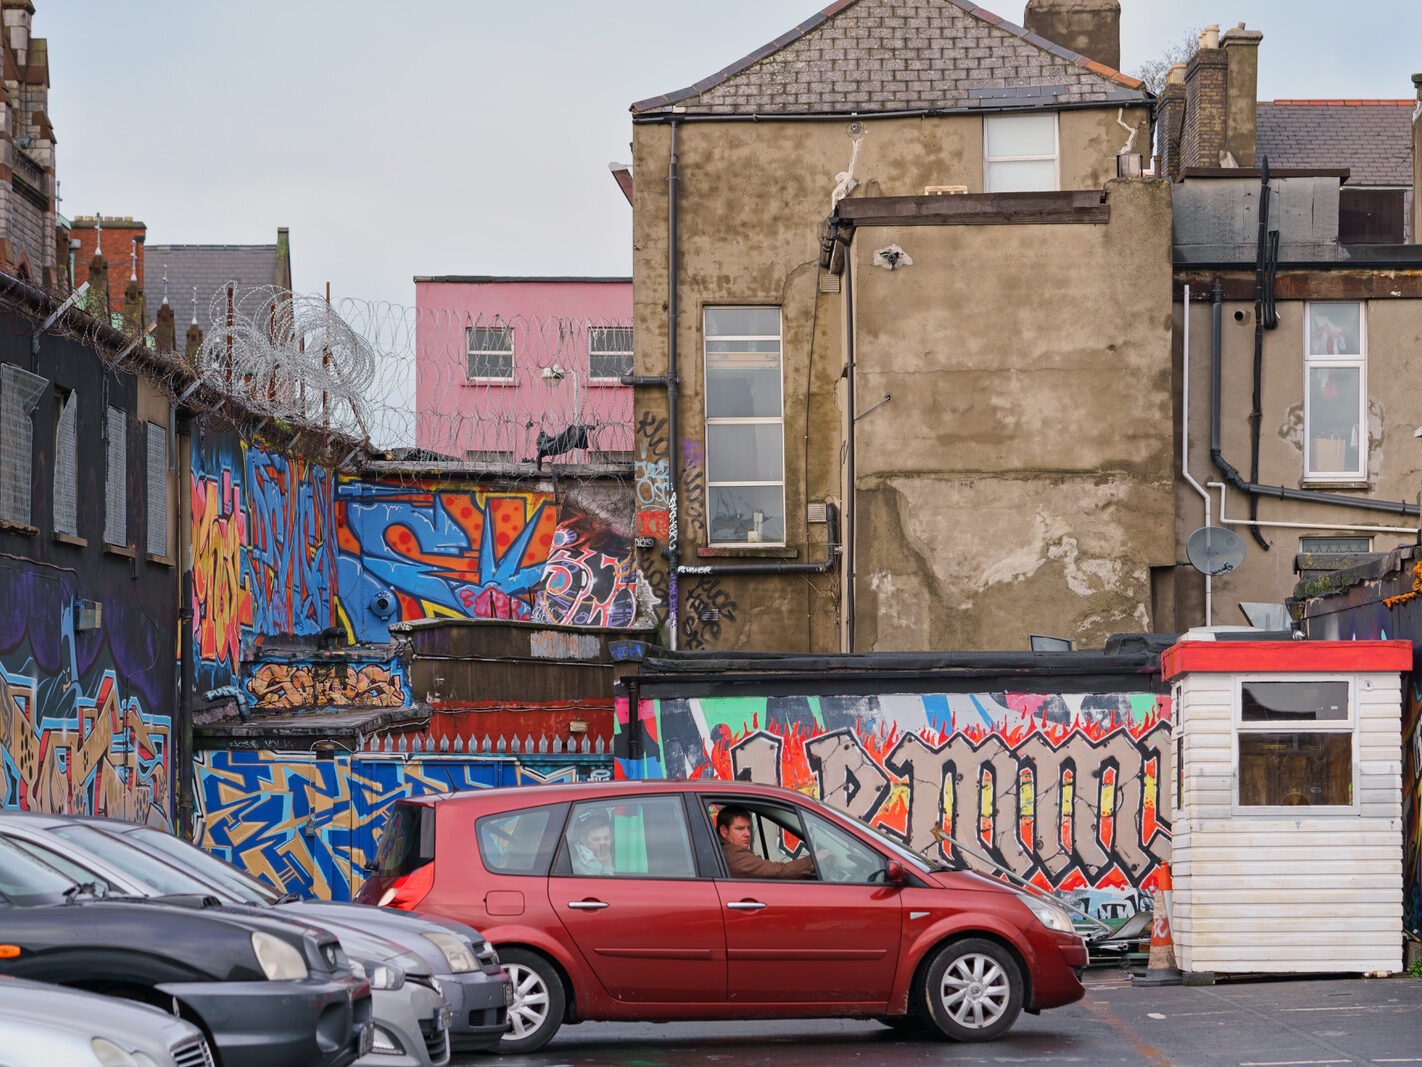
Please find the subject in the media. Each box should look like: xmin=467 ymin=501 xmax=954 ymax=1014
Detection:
xmin=145 ymin=420 xmax=167 ymax=557
xmin=104 ymin=406 xmax=126 ymax=546
xmin=0 ymin=363 xmax=46 ymax=526
xmin=53 ymin=390 xmax=77 ymax=535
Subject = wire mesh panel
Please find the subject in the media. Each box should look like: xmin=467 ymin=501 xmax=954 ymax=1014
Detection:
xmin=53 ymin=388 xmax=77 ymax=535
xmin=146 ymin=420 xmax=168 ymax=557
xmin=104 ymin=405 xmax=127 ymax=546
xmin=0 ymin=363 xmax=46 ymax=526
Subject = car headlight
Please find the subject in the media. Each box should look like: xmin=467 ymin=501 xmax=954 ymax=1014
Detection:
xmin=251 ymin=931 xmax=310 ymax=980
xmin=91 ymin=1039 xmax=157 ymax=1067
xmin=1022 ymin=894 xmax=1076 ymax=934
xmin=423 ymin=931 xmax=478 ymax=973
xmin=361 ymin=959 xmax=406 ymax=990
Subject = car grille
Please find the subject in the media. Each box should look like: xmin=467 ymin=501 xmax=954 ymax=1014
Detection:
xmin=172 ymin=1035 xmax=216 ymax=1067
xmin=419 ymin=1018 xmax=450 ymax=1065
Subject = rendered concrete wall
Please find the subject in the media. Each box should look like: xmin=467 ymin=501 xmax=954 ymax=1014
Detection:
xmin=631 ymin=106 xmax=1157 ymax=653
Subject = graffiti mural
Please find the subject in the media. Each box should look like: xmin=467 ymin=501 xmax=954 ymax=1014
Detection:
xmin=192 ymin=436 xmax=251 ymax=692
xmin=244 ymin=447 xmax=336 ymax=639
xmin=533 ymin=492 xmax=638 ymax=628
xmin=617 ymin=690 xmax=1171 ymax=897
xmin=0 ymin=588 xmax=172 ymax=827
xmin=335 ymin=479 xmax=558 ymax=642
xmin=195 ymin=750 xmax=606 ymax=900
xmin=245 ymin=657 xmax=408 ymax=710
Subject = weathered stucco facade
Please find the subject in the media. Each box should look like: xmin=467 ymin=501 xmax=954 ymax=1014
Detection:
xmin=630 ymin=0 xmax=1170 ymax=652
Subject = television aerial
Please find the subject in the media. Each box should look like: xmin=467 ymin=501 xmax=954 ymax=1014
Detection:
xmin=1186 ymin=525 xmax=1246 ymax=576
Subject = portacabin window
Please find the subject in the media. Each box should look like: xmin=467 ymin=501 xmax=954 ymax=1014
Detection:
xmin=704 ymin=307 xmax=785 ymax=546
xmin=984 ymin=113 xmax=1059 ymax=192
xmin=1304 ymin=302 xmax=1366 ymax=480
xmin=1236 ymin=679 xmax=1354 ymax=808
xmin=466 ymin=322 xmax=514 ymax=381
xmin=588 ymin=325 xmax=633 ymax=382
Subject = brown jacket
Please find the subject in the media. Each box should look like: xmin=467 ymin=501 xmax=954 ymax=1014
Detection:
xmin=722 ymin=841 xmax=815 ymax=879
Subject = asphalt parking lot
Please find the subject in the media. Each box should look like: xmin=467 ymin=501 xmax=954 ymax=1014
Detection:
xmin=456 ymin=970 xmax=1422 ymax=1066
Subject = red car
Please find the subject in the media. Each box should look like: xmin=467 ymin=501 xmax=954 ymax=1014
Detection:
xmin=357 ymin=781 xmax=1086 ymax=1053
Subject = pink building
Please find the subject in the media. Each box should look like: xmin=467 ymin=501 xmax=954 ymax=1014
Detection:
xmin=414 ymin=276 xmax=633 ymax=464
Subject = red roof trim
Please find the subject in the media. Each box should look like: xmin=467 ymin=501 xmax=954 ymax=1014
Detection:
xmin=1162 ymin=640 xmax=1412 ymax=680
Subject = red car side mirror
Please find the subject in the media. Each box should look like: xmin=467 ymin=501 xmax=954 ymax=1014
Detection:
xmin=886 ymin=860 xmax=905 ymax=885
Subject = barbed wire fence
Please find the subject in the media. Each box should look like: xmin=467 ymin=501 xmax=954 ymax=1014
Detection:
xmin=30 ymin=279 xmax=636 ymax=489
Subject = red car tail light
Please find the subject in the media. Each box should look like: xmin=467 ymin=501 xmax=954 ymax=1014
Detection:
xmin=376 ymin=861 xmax=434 ymax=911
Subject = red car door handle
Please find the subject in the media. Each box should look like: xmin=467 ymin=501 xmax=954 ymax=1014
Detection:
xmin=726 ymin=901 xmax=767 ymax=911
xmin=566 ymin=900 xmax=610 ymax=910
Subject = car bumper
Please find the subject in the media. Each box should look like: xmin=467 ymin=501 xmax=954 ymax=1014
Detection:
xmin=1026 ymin=932 xmax=1089 ymax=1011
xmin=157 ymin=975 xmax=373 ymax=1067
xmin=357 ymin=980 xmax=451 ymax=1067
xmin=440 ymin=968 xmax=512 ymax=1053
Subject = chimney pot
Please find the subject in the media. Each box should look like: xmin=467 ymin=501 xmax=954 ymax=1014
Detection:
xmin=1201 ymin=24 xmax=1220 ymax=49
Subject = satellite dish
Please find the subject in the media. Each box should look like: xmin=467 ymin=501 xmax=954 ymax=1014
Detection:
xmin=1186 ymin=525 xmax=1246 ymax=576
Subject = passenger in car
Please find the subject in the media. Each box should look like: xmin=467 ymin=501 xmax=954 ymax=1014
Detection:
xmin=569 ymin=812 xmax=615 ymax=875
xmin=716 ymin=805 xmax=815 ymax=879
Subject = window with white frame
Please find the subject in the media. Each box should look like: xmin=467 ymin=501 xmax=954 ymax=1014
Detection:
xmin=145 ymin=420 xmax=169 ymax=558
xmin=104 ymin=406 xmax=127 ymax=547
xmin=704 ymin=307 xmax=784 ymax=545
xmin=588 ymin=326 xmax=633 ymax=381
xmin=466 ymin=323 xmax=514 ymax=380
xmin=984 ymin=113 xmax=1059 ymax=192
xmin=53 ymin=388 xmax=78 ymax=536
xmin=0 ymin=363 xmax=46 ymax=528
xmin=1236 ymin=679 xmax=1353 ymax=808
xmin=1304 ymin=302 xmax=1366 ymax=479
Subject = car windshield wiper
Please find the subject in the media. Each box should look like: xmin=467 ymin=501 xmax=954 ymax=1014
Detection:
xmin=272 ymin=892 xmax=302 ymax=904
xmin=61 ymin=882 xmax=106 ymax=901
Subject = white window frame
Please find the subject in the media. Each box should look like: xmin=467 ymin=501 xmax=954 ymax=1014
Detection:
xmin=703 ymin=307 xmax=785 ymax=547
xmin=983 ymin=113 xmax=1060 ymax=193
xmin=588 ymin=325 xmax=633 ymax=382
xmin=466 ymin=323 xmax=514 ymax=381
xmin=1303 ymin=301 xmax=1367 ymax=481
xmin=1232 ymin=675 xmax=1357 ymax=812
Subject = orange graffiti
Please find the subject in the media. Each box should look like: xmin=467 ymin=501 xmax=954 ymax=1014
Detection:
xmin=192 ymin=473 xmax=251 ymax=668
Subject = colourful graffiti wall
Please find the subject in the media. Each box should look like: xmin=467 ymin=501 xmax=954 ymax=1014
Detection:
xmin=191 ymin=430 xmax=337 ymax=692
xmin=618 ymin=690 xmax=1171 ymax=899
xmin=334 ymin=477 xmax=638 ymax=642
xmin=0 ymin=563 xmax=174 ymax=826
xmin=194 ymin=749 xmax=611 ymax=900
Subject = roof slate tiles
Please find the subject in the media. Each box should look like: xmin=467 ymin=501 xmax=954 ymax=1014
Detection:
xmin=1256 ymin=101 xmax=1413 ymax=187
xmin=144 ymin=244 xmax=284 ymax=334
xmin=631 ymin=0 xmax=1146 ymax=116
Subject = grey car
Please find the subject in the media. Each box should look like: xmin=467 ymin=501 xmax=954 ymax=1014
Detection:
xmin=0 ymin=820 xmax=453 ymax=1067
xmin=66 ymin=815 xmax=510 ymax=1055
xmin=0 ymin=975 xmax=215 ymax=1067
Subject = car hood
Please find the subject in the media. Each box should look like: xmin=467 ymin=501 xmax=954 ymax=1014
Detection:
xmin=0 ymin=975 xmax=197 ymax=1043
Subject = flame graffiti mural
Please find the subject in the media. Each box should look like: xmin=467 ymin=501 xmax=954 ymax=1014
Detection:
xmin=618 ymin=690 xmax=1171 ymax=898
xmin=195 ymin=750 xmax=599 ymax=900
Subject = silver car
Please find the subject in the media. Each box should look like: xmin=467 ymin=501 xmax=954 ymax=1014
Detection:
xmin=0 ymin=974 xmax=215 ymax=1067
xmin=0 ymin=821 xmax=451 ymax=1067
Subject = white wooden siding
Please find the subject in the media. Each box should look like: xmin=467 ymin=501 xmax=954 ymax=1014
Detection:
xmin=1174 ymin=669 xmax=1402 ymax=975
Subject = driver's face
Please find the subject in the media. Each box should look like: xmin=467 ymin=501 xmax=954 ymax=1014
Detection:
xmin=720 ymin=816 xmax=752 ymax=849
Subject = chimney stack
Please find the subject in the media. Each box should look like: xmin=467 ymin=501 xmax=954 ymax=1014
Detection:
xmin=1158 ymin=63 xmax=1188 ymax=180
xmin=1023 ymin=0 xmax=1121 ymax=72
xmin=1412 ymin=74 xmax=1422 ymax=244
xmin=1222 ymin=24 xmax=1263 ymax=167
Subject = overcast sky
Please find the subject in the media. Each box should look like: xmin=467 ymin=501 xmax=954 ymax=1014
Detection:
xmin=40 ymin=1 xmax=1422 ymax=314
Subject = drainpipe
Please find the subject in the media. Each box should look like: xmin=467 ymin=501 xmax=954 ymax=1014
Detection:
xmin=1209 ymin=279 xmax=1417 ymax=518
xmin=1181 ymin=284 xmax=1214 ymax=625
xmin=844 ymin=253 xmax=857 ymax=652
xmin=666 ymin=120 xmax=682 ymax=650
xmin=623 ymin=120 xmax=684 ymax=649
xmin=1246 ymin=160 xmax=1275 ymax=550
